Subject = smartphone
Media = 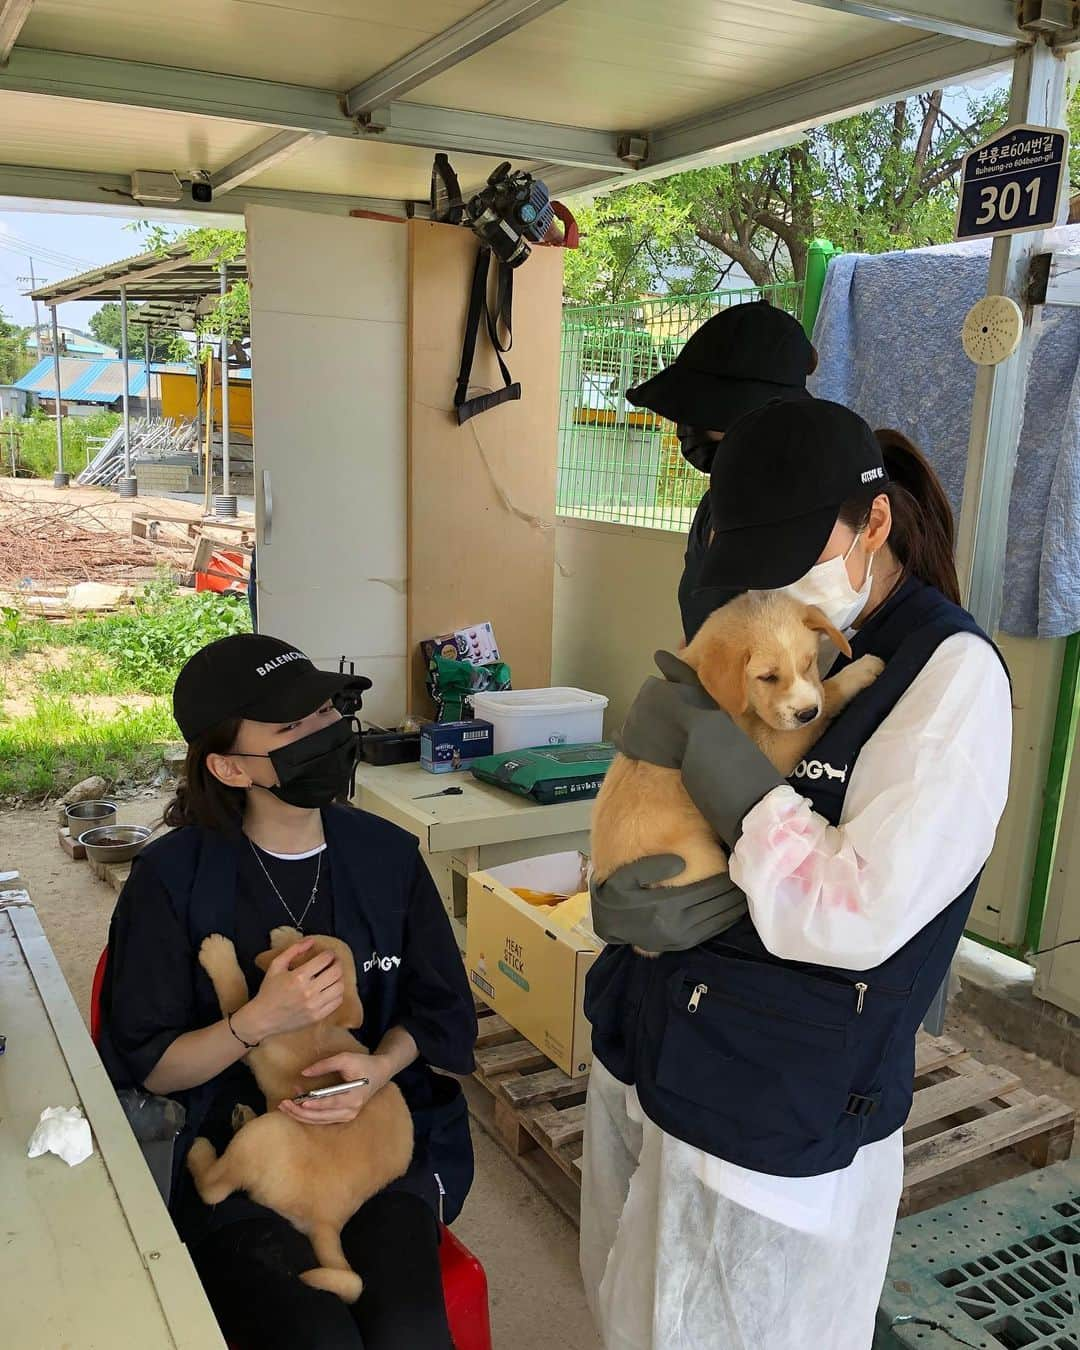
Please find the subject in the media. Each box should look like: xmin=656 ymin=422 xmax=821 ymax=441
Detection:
xmin=292 ymin=1077 xmax=370 ymax=1102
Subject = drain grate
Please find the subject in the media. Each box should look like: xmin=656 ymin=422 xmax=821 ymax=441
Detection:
xmin=875 ymin=1160 xmax=1080 ymax=1349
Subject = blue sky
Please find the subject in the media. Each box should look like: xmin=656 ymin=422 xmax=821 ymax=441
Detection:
xmin=0 ymin=208 xmax=149 ymax=335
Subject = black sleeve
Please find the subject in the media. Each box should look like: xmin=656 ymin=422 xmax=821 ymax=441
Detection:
xmin=105 ymin=857 xmax=200 ymax=1088
xmin=396 ymin=847 xmax=477 ymax=1076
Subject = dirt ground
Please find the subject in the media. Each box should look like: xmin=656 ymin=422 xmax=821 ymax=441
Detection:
xmin=3 ymin=794 xmax=1077 ymax=1343
xmin=0 ymin=645 xmax=157 ymax=721
xmin=0 ymin=476 xmax=254 ymax=535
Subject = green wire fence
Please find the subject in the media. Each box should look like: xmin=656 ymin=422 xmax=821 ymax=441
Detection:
xmin=557 ymin=282 xmax=804 ymax=529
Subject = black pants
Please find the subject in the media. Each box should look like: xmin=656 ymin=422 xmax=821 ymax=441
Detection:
xmin=192 ymin=1191 xmax=452 ymax=1350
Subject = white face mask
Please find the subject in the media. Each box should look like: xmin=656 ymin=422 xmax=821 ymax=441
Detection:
xmin=782 ymin=531 xmax=874 ymax=635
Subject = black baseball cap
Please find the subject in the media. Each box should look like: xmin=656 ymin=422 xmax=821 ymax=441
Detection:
xmin=173 ymin=634 xmax=372 ymax=742
xmin=625 ymin=300 xmax=816 ymax=430
xmin=699 ymin=399 xmax=887 ymax=590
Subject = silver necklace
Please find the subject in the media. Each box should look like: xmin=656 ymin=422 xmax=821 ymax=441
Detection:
xmin=248 ymin=839 xmax=322 ymax=933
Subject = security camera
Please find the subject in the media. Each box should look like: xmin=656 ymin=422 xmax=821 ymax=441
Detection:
xmin=191 ymin=170 xmax=213 ymax=204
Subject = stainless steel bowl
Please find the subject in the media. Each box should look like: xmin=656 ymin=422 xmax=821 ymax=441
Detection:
xmin=78 ymin=825 xmax=151 ymax=864
xmin=65 ymin=800 xmax=118 ymax=831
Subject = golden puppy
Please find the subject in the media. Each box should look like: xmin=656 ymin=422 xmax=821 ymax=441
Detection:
xmin=592 ymin=592 xmax=885 ymax=899
xmin=187 ymin=927 xmax=414 ymax=1303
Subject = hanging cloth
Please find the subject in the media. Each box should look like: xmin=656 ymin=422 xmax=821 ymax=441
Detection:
xmin=454 ymin=246 xmax=521 ymax=425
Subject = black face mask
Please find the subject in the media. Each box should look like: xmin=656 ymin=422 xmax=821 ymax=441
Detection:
xmin=676 ymin=424 xmax=719 ymax=474
xmin=237 ymin=718 xmax=360 ymax=809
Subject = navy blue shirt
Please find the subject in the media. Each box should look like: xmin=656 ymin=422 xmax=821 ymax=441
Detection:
xmin=103 ymin=806 xmax=477 ymax=1244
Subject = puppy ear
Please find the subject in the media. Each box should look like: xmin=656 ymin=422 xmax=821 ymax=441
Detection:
xmin=803 ymin=605 xmax=852 ymax=659
xmin=254 ymin=948 xmax=275 ymax=973
xmin=696 ymin=638 xmax=750 ymax=716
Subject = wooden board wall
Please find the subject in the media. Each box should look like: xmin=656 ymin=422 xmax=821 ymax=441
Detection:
xmin=407 ymin=219 xmax=562 ymax=711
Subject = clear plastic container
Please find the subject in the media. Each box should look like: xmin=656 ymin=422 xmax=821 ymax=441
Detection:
xmin=469 ymin=688 xmax=608 ymax=754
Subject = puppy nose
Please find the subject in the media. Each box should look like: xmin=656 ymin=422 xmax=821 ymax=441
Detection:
xmin=795 ymin=706 xmax=819 ymax=725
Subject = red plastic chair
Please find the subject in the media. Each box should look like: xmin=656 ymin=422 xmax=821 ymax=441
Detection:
xmin=89 ymin=947 xmax=492 ymax=1350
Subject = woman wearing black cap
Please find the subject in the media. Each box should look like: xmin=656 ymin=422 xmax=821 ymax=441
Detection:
xmin=580 ymin=402 xmax=1012 ymax=1349
xmin=625 ymin=299 xmax=817 ymax=643
xmin=97 ymin=634 xmax=476 ymax=1350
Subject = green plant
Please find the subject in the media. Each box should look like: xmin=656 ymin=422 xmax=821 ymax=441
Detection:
xmin=0 ymin=695 xmax=177 ymax=798
xmin=0 ymin=605 xmax=22 ymax=644
xmin=78 ymin=590 xmax=251 ymax=694
xmin=5 ymin=409 xmax=121 ymax=479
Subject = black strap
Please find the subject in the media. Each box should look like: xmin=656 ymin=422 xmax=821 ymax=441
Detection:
xmin=454 ymin=246 xmax=521 ymax=425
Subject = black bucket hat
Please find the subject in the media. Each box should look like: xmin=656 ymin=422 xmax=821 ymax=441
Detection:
xmin=625 ymin=300 xmax=816 ymax=431
xmin=699 ymin=399 xmax=888 ymax=591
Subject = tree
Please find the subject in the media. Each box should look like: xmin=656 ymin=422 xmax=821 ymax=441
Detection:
xmin=0 ymin=308 xmax=30 ymax=384
xmin=88 ymin=302 xmax=188 ymax=362
xmin=565 ymin=85 xmax=1024 ymax=304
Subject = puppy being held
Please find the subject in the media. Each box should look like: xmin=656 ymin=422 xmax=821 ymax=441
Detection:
xmin=187 ymin=927 xmax=414 ymax=1303
xmin=591 ymin=591 xmax=884 ymax=951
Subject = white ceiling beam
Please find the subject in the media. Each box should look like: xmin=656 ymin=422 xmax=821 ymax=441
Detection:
xmin=538 ymin=34 xmax=1006 ymax=199
xmin=0 ymin=162 xmax=411 ymax=223
xmin=0 ymin=0 xmax=34 ymax=65
xmin=345 ymin=0 xmax=568 ymax=117
xmin=650 ymin=35 xmax=1007 ymax=169
xmin=210 ymin=129 xmax=325 ymax=194
xmin=361 ymin=101 xmax=630 ymax=171
xmin=790 ymin=0 xmax=1028 ymax=47
xmin=0 ymin=48 xmax=628 ymax=172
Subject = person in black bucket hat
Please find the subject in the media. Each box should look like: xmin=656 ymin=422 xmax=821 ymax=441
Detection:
xmin=579 ymin=397 xmax=1013 ymax=1350
xmin=625 ymin=299 xmax=817 ymax=642
xmin=96 ymin=631 xmax=477 ymax=1350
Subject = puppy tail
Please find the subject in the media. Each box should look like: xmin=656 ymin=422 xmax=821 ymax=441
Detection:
xmin=300 ymin=1224 xmax=363 ymax=1304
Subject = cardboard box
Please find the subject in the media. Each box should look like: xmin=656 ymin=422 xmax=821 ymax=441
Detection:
xmin=466 ymin=852 xmax=600 ymax=1078
xmin=420 ymin=719 xmax=494 ymax=773
xmin=420 ymin=622 xmax=500 ymax=667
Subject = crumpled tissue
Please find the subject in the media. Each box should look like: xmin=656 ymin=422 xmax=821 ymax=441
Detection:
xmin=27 ymin=1105 xmax=94 ymax=1167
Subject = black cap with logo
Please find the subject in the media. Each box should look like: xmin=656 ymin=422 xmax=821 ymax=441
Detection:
xmin=173 ymin=634 xmax=372 ymax=743
xmin=625 ymin=300 xmax=816 ymax=431
xmin=699 ymin=399 xmax=888 ymax=591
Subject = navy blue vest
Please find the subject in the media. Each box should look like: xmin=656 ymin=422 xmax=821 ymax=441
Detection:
xmin=586 ymin=578 xmax=1004 ymax=1177
xmin=97 ymin=804 xmax=475 ymax=1224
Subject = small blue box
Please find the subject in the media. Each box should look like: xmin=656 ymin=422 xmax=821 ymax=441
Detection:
xmin=420 ymin=720 xmax=495 ymax=773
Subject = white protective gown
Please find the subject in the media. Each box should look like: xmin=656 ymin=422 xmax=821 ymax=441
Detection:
xmin=580 ymin=632 xmax=1013 ymax=1350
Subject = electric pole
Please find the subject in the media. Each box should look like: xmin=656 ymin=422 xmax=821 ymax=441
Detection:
xmin=16 ymin=259 xmax=44 ymax=360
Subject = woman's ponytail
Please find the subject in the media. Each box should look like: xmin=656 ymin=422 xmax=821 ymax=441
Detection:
xmin=839 ymin=428 xmax=961 ymax=605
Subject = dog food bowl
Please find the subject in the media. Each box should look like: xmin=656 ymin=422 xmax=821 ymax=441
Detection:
xmin=65 ymin=800 xmax=118 ymax=832
xmin=78 ymin=825 xmax=151 ymax=864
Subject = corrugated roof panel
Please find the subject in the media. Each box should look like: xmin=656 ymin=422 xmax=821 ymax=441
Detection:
xmin=12 ymin=356 xmax=194 ymax=401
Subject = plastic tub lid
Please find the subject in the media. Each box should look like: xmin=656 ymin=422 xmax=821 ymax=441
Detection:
xmin=470 ymin=687 xmax=608 ymax=713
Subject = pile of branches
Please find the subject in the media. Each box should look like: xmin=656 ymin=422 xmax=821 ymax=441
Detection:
xmin=0 ymin=487 xmax=184 ymax=589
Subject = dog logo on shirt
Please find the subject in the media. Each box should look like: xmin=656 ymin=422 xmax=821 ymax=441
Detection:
xmin=363 ymin=951 xmax=402 ymax=974
xmin=793 ymin=759 xmax=848 ymax=784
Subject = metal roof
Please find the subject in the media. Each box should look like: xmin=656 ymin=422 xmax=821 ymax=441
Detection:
xmin=29 ymin=239 xmax=248 ymax=307
xmin=14 ymin=355 xmax=193 ymax=402
xmin=0 ymin=2 xmax=1029 ymax=218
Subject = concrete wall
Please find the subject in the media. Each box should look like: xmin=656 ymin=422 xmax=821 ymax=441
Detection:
xmin=552 ymin=518 xmax=685 ymax=733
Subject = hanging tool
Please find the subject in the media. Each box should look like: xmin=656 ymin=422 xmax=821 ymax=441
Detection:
xmin=413 ymin=786 xmax=465 ymax=800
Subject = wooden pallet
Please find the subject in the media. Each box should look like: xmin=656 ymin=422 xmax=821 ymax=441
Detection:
xmin=901 ymin=1032 xmax=1075 ymax=1215
xmin=467 ymin=1005 xmax=586 ymax=1225
xmin=468 ymin=1011 xmax=1076 ymax=1229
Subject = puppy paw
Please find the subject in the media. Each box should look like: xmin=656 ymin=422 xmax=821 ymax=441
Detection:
xmin=198 ymin=933 xmax=237 ymax=976
xmin=846 ymin=654 xmax=885 ymax=691
xmin=231 ymin=1103 xmax=257 ymax=1134
xmin=186 ymin=1136 xmax=217 ymax=1175
xmin=268 ymin=925 xmax=304 ymax=951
